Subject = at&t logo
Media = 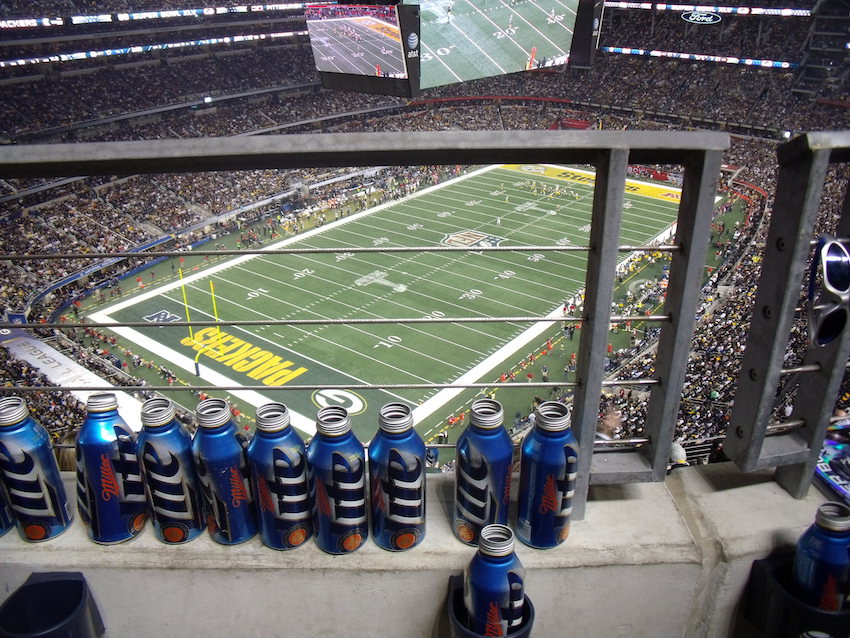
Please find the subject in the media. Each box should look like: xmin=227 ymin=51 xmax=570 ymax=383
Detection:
xmin=406 ymin=31 xmax=419 ymax=58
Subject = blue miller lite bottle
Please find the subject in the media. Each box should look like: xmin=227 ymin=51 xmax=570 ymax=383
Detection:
xmin=137 ymin=397 xmax=204 ymax=544
xmin=369 ymin=402 xmax=426 ymax=551
xmin=0 ymin=487 xmax=14 ymax=537
xmin=307 ymin=406 xmax=367 ymax=554
xmin=76 ymin=393 xmax=147 ymax=544
xmin=464 ymin=524 xmax=525 ymax=636
xmin=247 ymin=402 xmax=312 ymax=550
xmin=0 ymin=396 xmax=73 ymax=541
xmin=517 ymin=401 xmax=578 ymax=548
xmin=454 ymin=398 xmax=513 ymax=546
xmin=792 ymin=501 xmax=850 ymax=611
xmin=192 ymin=398 xmax=257 ymax=545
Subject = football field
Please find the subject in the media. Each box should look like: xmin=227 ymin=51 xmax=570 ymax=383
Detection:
xmin=417 ymin=0 xmax=579 ymax=88
xmin=89 ymin=164 xmax=681 ymax=443
xmin=307 ymin=16 xmax=408 ymax=78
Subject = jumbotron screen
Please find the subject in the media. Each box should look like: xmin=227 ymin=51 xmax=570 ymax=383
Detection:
xmin=305 ymin=4 xmax=409 ymax=78
xmin=410 ymin=0 xmax=581 ymax=88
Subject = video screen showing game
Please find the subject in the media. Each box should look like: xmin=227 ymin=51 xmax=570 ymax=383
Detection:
xmin=410 ymin=0 xmax=580 ymax=89
xmin=305 ymin=4 xmax=409 ymax=78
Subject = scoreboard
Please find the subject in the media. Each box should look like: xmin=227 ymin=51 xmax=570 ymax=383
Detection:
xmin=306 ymin=0 xmax=604 ymax=97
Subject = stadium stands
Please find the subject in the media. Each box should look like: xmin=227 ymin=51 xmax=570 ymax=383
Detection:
xmin=0 ymin=1 xmax=847 ymax=452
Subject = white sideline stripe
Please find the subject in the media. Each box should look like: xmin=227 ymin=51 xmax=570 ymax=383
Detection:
xmin=91 ymin=163 xmax=680 ymax=433
xmin=93 ymin=164 xmax=500 ymax=318
xmin=413 ymin=169 xmax=682 ymax=424
xmin=89 ymin=165 xmax=501 ymax=434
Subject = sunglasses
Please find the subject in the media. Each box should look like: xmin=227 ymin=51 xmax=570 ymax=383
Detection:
xmin=807 ymin=236 xmax=850 ymax=346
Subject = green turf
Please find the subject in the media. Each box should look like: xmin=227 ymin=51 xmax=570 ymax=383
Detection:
xmin=415 ymin=0 xmax=580 ymax=88
xmin=88 ymin=164 xmax=681 ymax=445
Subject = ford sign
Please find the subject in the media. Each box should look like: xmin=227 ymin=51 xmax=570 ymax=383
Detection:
xmin=681 ymin=11 xmax=721 ymax=24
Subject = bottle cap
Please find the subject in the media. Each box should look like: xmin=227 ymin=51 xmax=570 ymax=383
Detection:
xmin=196 ymin=398 xmax=232 ymax=429
xmin=378 ymin=402 xmax=414 ymax=434
xmin=815 ymin=501 xmax=850 ymax=532
xmin=478 ymin=524 xmax=515 ymax=556
xmin=535 ymin=401 xmax=571 ymax=432
xmin=140 ymin=398 xmax=176 ymax=429
xmin=315 ymin=406 xmax=351 ymax=437
xmin=86 ymin=393 xmax=118 ymax=412
xmin=256 ymin=403 xmax=291 ymax=432
xmin=469 ymin=398 xmax=504 ymax=429
xmin=0 ymin=396 xmax=29 ymax=427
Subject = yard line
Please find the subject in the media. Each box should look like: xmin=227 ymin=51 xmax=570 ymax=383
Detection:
xmin=449 ymin=19 xmax=508 ymax=74
xmin=420 ymin=40 xmax=464 ymax=84
xmin=180 ymin=275 xmax=464 ymax=377
xmin=158 ymin=282 xmax=430 ymax=396
xmin=249 ymin=253 xmax=509 ymax=345
xmin=229 ymin=259 xmax=486 ymax=355
xmin=469 ymin=0 xmax=564 ymax=57
xmin=288 ymin=230 xmax=535 ymax=314
xmin=91 ymin=164 xmax=501 ymax=319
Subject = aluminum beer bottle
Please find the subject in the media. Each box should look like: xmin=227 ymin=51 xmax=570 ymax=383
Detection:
xmin=792 ymin=501 xmax=850 ymax=611
xmin=0 ymin=487 xmax=14 ymax=537
xmin=247 ymin=402 xmax=312 ymax=550
xmin=517 ymin=400 xmax=579 ymax=548
xmin=137 ymin=397 xmax=205 ymax=544
xmin=0 ymin=396 xmax=73 ymax=541
xmin=192 ymin=398 xmax=257 ymax=544
xmin=368 ymin=402 xmax=426 ymax=551
xmin=76 ymin=393 xmax=147 ymax=544
xmin=464 ymin=524 xmax=526 ymax=636
xmin=307 ymin=406 xmax=368 ymax=554
xmin=454 ymin=398 xmax=513 ymax=546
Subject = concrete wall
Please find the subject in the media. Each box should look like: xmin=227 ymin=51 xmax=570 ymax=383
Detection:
xmin=0 ymin=464 xmax=827 ymax=638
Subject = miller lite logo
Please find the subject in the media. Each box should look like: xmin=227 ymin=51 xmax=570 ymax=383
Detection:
xmin=256 ymin=447 xmax=310 ymax=547
xmin=319 ymin=452 xmax=366 ymax=552
xmin=0 ymin=442 xmax=71 ymax=539
xmin=373 ymin=449 xmax=424 ymax=550
xmin=141 ymin=442 xmax=203 ymax=541
xmin=194 ymin=453 xmax=253 ymax=541
xmin=108 ymin=427 xmax=147 ymax=505
xmin=266 ymin=448 xmax=309 ymax=519
xmin=455 ymin=440 xmax=500 ymax=543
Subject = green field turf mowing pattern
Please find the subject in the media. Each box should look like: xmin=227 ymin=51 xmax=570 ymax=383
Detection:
xmin=417 ymin=0 xmax=579 ymax=88
xmin=89 ymin=164 xmax=680 ymax=443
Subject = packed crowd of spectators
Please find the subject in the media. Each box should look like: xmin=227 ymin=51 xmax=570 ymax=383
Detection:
xmin=0 ymin=0 xmax=821 ymax=19
xmin=604 ymin=10 xmax=810 ymax=62
xmin=0 ymin=1 xmax=847 ymax=448
xmin=1 ymin=4 xmax=846 ymax=141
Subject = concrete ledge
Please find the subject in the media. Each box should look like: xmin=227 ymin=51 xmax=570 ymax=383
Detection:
xmin=0 ymin=463 xmax=826 ymax=637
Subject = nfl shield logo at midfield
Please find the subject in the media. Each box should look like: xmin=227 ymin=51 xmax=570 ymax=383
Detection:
xmin=441 ymin=231 xmax=505 ymax=248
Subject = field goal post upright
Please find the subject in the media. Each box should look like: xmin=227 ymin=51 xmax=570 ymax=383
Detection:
xmin=178 ymin=267 xmax=224 ymax=377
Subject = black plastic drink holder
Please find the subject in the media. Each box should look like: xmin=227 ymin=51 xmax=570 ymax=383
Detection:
xmin=743 ymin=554 xmax=850 ymax=638
xmin=0 ymin=572 xmax=105 ymax=638
xmin=447 ymin=575 xmax=535 ymax=638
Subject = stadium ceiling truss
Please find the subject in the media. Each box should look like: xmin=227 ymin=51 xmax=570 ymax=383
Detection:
xmin=1 ymin=129 xmax=848 ymax=519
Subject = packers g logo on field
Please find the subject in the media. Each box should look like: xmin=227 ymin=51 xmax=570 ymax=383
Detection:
xmin=312 ymin=389 xmax=367 ymax=415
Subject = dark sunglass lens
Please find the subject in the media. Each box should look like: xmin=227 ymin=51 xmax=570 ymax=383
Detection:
xmin=824 ymin=243 xmax=850 ymax=292
xmin=817 ymin=307 xmax=848 ymax=346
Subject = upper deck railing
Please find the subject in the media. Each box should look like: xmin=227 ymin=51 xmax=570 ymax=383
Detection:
xmin=0 ymin=129 xmax=848 ymax=520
